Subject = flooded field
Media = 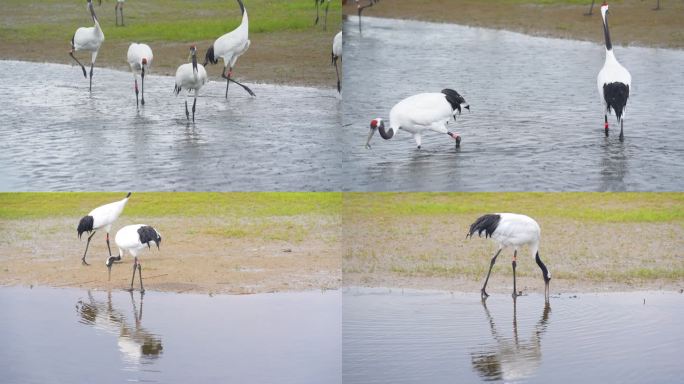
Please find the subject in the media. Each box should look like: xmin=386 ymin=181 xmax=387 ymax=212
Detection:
xmin=0 ymin=61 xmax=342 ymax=191
xmin=343 ymin=288 xmax=684 ymax=383
xmin=0 ymin=286 xmax=341 ymax=384
xmin=341 ymin=17 xmax=684 ymax=191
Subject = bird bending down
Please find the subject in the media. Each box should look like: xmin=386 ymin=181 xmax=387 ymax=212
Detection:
xmin=110 ymin=224 xmax=162 ymax=292
xmin=203 ymin=0 xmax=255 ymax=99
xmin=365 ymin=89 xmax=469 ymax=150
xmin=467 ymin=213 xmax=551 ymax=300
xmin=332 ymin=31 xmax=342 ymax=93
xmin=127 ymin=43 xmax=153 ymax=108
xmin=174 ymin=46 xmax=208 ymax=122
xmin=69 ymin=0 xmax=105 ymax=92
xmin=77 ymin=192 xmax=132 ymax=266
xmin=597 ymin=2 xmax=631 ymax=141
xmin=115 ymin=0 xmax=125 ymax=26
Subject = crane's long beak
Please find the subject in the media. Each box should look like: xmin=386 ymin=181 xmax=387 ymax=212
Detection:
xmin=365 ymin=128 xmax=376 ymax=149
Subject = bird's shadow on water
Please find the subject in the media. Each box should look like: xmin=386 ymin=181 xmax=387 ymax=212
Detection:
xmin=76 ymin=290 xmax=163 ymax=367
xmin=599 ymin=138 xmax=628 ymax=191
xmin=470 ymin=299 xmax=551 ymax=382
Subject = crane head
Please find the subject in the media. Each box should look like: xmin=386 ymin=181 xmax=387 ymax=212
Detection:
xmin=600 ymin=1 xmax=609 ymax=15
xmin=365 ymin=118 xmax=383 ymax=149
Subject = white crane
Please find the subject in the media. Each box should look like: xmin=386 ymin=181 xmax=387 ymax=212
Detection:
xmin=364 ymin=89 xmax=469 ymax=150
xmin=110 ymin=224 xmax=162 ymax=292
xmin=467 ymin=213 xmax=551 ymax=300
xmin=332 ymin=31 xmax=342 ymax=93
xmin=597 ymin=1 xmax=631 ymax=141
xmin=174 ymin=46 xmax=208 ymax=122
xmin=315 ymin=0 xmax=331 ymax=29
xmin=69 ymin=0 xmax=105 ymax=92
xmin=77 ymin=192 xmax=131 ymax=266
xmin=115 ymin=0 xmax=125 ymax=26
xmin=203 ymin=0 xmax=256 ymax=99
xmin=127 ymin=43 xmax=153 ymax=107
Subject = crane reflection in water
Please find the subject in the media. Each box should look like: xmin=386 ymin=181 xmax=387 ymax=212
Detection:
xmin=76 ymin=291 xmax=163 ymax=366
xmin=471 ymin=299 xmax=551 ymax=382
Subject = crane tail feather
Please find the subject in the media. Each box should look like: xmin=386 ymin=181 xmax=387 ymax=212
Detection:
xmin=467 ymin=214 xmax=501 ymax=239
xmin=77 ymin=215 xmax=94 ymax=239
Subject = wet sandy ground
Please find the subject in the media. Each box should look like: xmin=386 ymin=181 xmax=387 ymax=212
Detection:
xmin=0 ymin=215 xmax=341 ymax=294
xmin=343 ymin=0 xmax=684 ymax=49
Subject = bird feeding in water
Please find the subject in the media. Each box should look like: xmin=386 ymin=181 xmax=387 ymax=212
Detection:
xmin=110 ymin=224 xmax=162 ymax=291
xmin=127 ymin=43 xmax=153 ymax=108
xmin=174 ymin=46 xmax=208 ymax=122
xmin=332 ymin=31 xmax=342 ymax=93
xmin=203 ymin=0 xmax=256 ymax=99
xmin=77 ymin=192 xmax=131 ymax=266
xmin=115 ymin=0 xmax=125 ymax=26
xmin=597 ymin=1 xmax=631 ymax=141
xmin=467 ymin=213 xmax=551 ymax=300
xmin=69 ymin=0 xmax=105 ymax=92
xmin=365 ymin=89 xmax=470 ymax=150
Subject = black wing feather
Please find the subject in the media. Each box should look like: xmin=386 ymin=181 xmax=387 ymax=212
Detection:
xmin=603 ymin=82 xmax=629 ymax=121
xmin=137 ymin=226 xmax=161 ymax=249
xmin=467 ymin=214 xmax=501 ymax=239
xmin=77 ymin=215 xmax=94 ymax=239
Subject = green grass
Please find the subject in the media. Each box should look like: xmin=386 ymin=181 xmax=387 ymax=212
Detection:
xmin=343 ymin=193 xmax=684 ymax=223
xmin=0 ymin=0 xmax=341 ymax=43
xmin=0 ymin=192 xmax=342 ymax=219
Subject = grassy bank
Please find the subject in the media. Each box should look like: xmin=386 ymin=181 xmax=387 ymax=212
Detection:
xmin=0 ymin=0 xmax=342 ymax=87
xmin=343 ymin=193 xmax=684 ymax=292
xmin=344 ymin=0 xmax=684 ymax=49
xmin=0 ymin=192 xmax=341 ymax=294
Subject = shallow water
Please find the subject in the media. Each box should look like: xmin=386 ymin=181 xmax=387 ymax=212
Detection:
xmin=0 ymin=286 xmax=341 ymax=384
xmin=343 ymin=288 xmax=684 ymax=383
xmin=0 ymin=60 xmax=342 ymax=191
xmin=342 ymin=17 xmax=684 ymax=191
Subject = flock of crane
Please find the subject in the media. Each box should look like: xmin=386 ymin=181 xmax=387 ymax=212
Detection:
xmin=69 ymin=0 xmax=342 ymax=121
xmin=363 ymin=1 xmax=633 ymax=149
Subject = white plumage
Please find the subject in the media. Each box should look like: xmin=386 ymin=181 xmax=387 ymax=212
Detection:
xmin=174 ymin=46 xmax=208 ymax=122
xmin=111 ymin=224 xmax=162 ymax=292
xmin=332 ymin=31 xmax=342 ymax=93
xmin=77 ymin=192 xmax=131 ymax=266
xmin=69 ymin=0 xmax=105 ymax=92
xmin=203 ymin=0 xmax=255 ymax=98
xmin=365 ymin=89 xmax=469 ymax=149
xmin=596 ymin=2 xmax=631 ymax=140
xmin=127 ymin=43 xmax=153 ymax=107
xmin=468 ymin=213 xmax=551 ymax=300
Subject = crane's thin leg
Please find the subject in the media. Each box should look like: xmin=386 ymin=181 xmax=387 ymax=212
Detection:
xmin=324 ymin=0 xmax=330 ymax=30
xmin=106 ymin=232 xmax=112 ymax=257
xmin=134 ymin=76 xmax=139 ymax=108
xmin=141 ymin=68 xmax=145 ymax=106
xmin=222 ymin=66 xmax=232 ymax=99
xmin=512 ymin=250 xmax=520 ymax=298
xmin=192 ymin=90 xmax=198 ymax=122
xmin=585 ymin=0 xmax=595 ymax=15
xmin=69 ymin=50 xmax=87 ymax=78
xmin=481 ymin=248 xmax=502 ymax=299
xmin=121 ymin=5 xmax=124 ymax=26
xmin=89 ymin=62 xmax=94 ymax=92
xmin=82 ymin=231 xmax=96 ymax=265
xmin=129 ymin=256 xmax=138 ymax=291
xmin=115 ymin=4 xmax=119 ymax=26
xmin=619 ymin=119 xmax=624 ymax=141
xmin=184 ymin=93 xmax=190 ymax=120
xmin=334 ymin=58 xmax=340 ymax=93
xmin=228 ymin=78 xmax=256 ymax=97
xmin=604 ymin=114 xmax=609 ymax=137
xmin=315 ymin=0 xmax=320 ymax=25
xmin=654 ymin=0 xmax=660 ymax=10
xmin=138 ymin=262 xmax=144 ymax=293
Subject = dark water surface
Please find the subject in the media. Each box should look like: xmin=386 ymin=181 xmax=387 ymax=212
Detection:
xmin=0 ymin=60 xmax=342 ymax=191
xmin=0 ymin=286 xmax=341 ymax=384
xmin=343 ymin=287 xmax=684 ymax=383
xmin=342 ymin=16 xmax=684 ymax=191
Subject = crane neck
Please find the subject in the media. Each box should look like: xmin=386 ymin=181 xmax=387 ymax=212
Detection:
xmin=378 ymin=124 xmax=394 ymax=140
xmin=602 ymin=13 xmax=612 ymax=51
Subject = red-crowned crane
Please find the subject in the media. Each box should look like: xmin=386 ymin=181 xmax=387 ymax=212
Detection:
xmin=332 ymin=31 xmax=342 ymax=93
xmin=127 ymin=43 xmax=153 ymax=107
xmin=365 ymin=89 xmax=469 ymax=150
xmin=467 ymin=213 xmax=551 ymax=300
xmin=69 ymin=0 xmax=105 ymax=92
xmin=597 ymin=1 xmax=632 ymax=141
xmin=115 ymin=0 xmax=125 ymax=26
xmin=110 ymin=224 xmax=162 ymax=292
xmin=203 ymin=0 xmax=256 ymax=99
xmin=77 ymin=192 xmax=131 ymax=266
xmin=174 ymin=46 xmax=208 ymax=122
